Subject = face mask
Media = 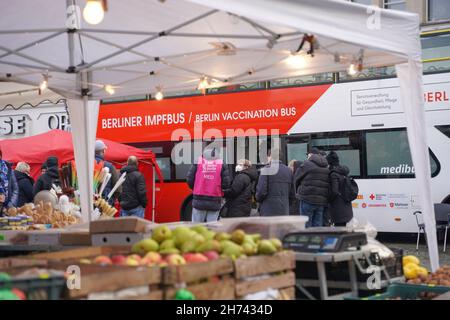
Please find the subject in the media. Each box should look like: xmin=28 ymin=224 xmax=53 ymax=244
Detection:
xmin=235 ymin=164 xmax=244 ymax=172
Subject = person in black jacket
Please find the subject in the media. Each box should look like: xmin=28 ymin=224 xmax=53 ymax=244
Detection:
xmin=256 ymin=148 xmax=294 ymax=216
xmin=326 ymin=151 xmax=353 ymax=226
xmin=14 ymin=162 xmax=34 ymax=207
xmin=119 ymin=156 xmax=147 ymax=218
xmin=0 ymin=147 xmax=19 ymax=210
xmin=289 ymin=160 xmax=302 ymax=215
xmin=223 ymin=159 xmax=258 ymax=218
xmin=33 ymin=156 xmax=60 ymax=197
xmin=295 ymin=148 xmax=329 ymax=227
xmin=186 ymin=146 xmax=231 ymax=222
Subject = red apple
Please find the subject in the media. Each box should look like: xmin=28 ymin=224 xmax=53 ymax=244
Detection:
xmin=183 ymin=253 xmax=208 ymax=264
xmin=93 ymin=255 xmax=112 ymax=265
xmin=111 ymin=255 xmax=127 ymax=265
xmin=166 ymin=254 xmax=186 ymax=266
xmin=127 ymin=254 xmax=142 ymax=263
xmin=204 ymin=251 xmax=220 ymax=261
xmin=142 ymin=252 xmax=162 ymax=265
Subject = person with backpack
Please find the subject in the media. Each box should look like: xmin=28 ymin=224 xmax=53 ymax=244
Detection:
xmin=326 ymin=151 xmax=356 ymax=226
xmin=33 ymin=156 xmax=61 ymax=197
xmin=222 ymin=159 xmax=258 ymax=218
xmin=187 ymin=146 xmax=231 ymax=222
xmin=295 ymin=148 xmax=329 ymax=227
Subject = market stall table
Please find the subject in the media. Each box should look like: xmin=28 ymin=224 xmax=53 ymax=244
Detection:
xmin=295 ymin=250 xmax=372 ymax=300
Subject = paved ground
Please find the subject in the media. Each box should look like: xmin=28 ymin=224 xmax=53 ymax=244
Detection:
xmin=379 ymin=234 xmax=449 ymax=270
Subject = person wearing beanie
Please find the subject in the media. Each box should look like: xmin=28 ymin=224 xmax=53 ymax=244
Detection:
xmin=0 ymin=147 xmax=19 ymax=210
xmin=294 ymin=147 xmax=329 ymax=227
xmin=33 ymin=156 xmax=61 ymax=197
xmin=326 ymin=151 xmax=354 ymax=226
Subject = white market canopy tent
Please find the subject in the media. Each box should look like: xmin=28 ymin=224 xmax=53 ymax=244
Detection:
xmin=0 ymin=0 xmax=439 ymax=270
xmin=0 ymin=81 xmax=64 ymax=110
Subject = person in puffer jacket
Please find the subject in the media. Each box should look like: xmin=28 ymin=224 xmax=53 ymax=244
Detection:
xmin=33 ymin=156 xmax=60 ymax=197
xmin=326 ymin=151 xmax=353 ymax=226
xmin=223 ymin=159 xmax=258 ymax=218
xmin=186 ymin=146 xmax=231 ymax=223
xmin=295 ymin=148 xmax=329 ymax=227
xmin=119 ymin=156 xmax=147 ymax=218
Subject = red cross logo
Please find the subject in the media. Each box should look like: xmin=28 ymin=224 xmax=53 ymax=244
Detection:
xmin=370 ymin=194 xmax=375 ymax=200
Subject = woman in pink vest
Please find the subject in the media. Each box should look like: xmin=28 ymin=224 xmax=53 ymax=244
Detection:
xmin=186 ymin=147 xmax=231 ymax=222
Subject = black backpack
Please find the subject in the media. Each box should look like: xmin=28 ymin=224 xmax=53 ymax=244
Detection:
xmin=340 ymin=175 xmax=359 ymax=202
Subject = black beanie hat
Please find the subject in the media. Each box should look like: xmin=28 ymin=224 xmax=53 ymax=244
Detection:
xmin=45 ymin=156 xmax=58 ymax=168
xmin=326 ymin=151 xmax=340 ymax=166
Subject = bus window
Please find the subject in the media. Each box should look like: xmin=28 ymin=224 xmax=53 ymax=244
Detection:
xmin=311 ymin=137 xmax=349 ymax=147
xmin=156 ymin=157 xmax=171 ymax=181
xmin=287 ymin=142 xmax=308 ymax=164
xmin=334 ymin=150 xmax=361 ymax=176
xmin=365 ymin=130 xmax=438 ymax=178
xmin=436 ymin=125 xmax=450 ymax=139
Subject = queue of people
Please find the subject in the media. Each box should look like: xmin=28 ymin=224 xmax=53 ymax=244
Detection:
xmin=186 ymin=145 xmax=356 ymax=227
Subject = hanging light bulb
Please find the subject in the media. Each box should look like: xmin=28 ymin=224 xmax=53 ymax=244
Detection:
xmin=83 ymin=0 xmax=105 ymax=25
xmin=39 ymin=74 xmax=48 ymax=91
xmin=104 ymin=84 xmax=115 ymax=95
xmin=155 ymin=87 xmax=164 ymax=101
xmin=347 ymin=63 xmax=358 ymax=76
xmin=197 ymin=76 xmax=210 ymax=91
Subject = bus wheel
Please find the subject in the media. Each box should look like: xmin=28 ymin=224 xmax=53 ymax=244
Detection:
xmin=180 ymin=196 xmax=193 ymax=221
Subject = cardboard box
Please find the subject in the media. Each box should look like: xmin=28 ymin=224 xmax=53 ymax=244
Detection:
xmin=90 ymin=217 xmax=151 ymax=234
xmin=60 ymin=231 xmax=92 ymax=246
xmin=91 ymin=232 xmax=148 ymax=246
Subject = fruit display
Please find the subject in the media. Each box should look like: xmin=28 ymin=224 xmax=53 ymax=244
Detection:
xmin=402 ymin=255 xmax=429 ymax=280
xmin=407 ymin=265 xmax=450 ymax=287
xmin=3 ymin=202 xmax=79 ymax=229
xmin=80 ymin=225 xmax=285 ymax=268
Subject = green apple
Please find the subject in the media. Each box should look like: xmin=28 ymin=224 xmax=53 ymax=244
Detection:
xmin=131 ymin=238 xmax=159 ymax=255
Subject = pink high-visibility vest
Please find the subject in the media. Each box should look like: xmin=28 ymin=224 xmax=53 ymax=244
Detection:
xmin=193 ymin=156 xmax=223 ymax=197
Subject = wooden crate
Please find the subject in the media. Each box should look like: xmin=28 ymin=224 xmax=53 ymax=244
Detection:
xmin=31 ymin=246 xmax=162 ymax=299
xmin=164 ymin=277 xmax=236 ymax=300
xmin=162 ymin=258 xmax=235 ymax=300
xmin=233 ymin=251 xmax=296 ymax=300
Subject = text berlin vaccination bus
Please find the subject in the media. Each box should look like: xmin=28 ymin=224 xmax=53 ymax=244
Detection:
xmin=97 ymin=72 xmax=450 ymax=233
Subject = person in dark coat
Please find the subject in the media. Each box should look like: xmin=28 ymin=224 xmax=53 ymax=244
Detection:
xmin=186 ymin=146 xmax=231 ymax=222
xmin=256 ymin=148 xmax=294 ymax=216
xmin=295 ymin=148 xmax=329 ymax=227
xmin=223 ymin=159 xmax=258 ymax=218
xmin=326 ymin=151 xmax=353 ymax=226
xmin=0 ymin=147 xmax=19 ymax=210
xmin=14 ymin=162 xmax=34 ymax=207
xmin=119 ymin=156 xmax=147 ymax=218
xmin=289 ymin=160 xmax=302 ymax=215
xmin=33 ymin=156 xmax=60 ymax=198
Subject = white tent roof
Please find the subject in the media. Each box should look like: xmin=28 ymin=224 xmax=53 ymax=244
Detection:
xmin=0 ymin=0 xmax=440 ymax=271
xmin=0 ymin=0 xmax=411 ymax=98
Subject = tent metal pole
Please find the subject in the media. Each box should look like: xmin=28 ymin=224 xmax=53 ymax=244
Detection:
xmin=0 ymin=45 xmax=66 ymax=72
xmin=236 ymin=16 xmax=279 ymax=39
xmin=0 ymin=28 xmax=66 ymax=34
xmin=78 ymin=9 xmax=218 ymax=71
xmin=0 ymin=31 xmax=66 ymax=60
xmin=0 ymin=60 xmax=60 ymax=72
xmin=152 ymin=166 xmax=156 ymax=223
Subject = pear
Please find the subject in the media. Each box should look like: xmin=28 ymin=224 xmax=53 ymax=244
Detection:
xmin=269 ymin=238 xmax=283 ymax=251
xmin=222 ymin=242 xmax=243 ymax=259
xmin=152 ymin=225 xmax=172 ymax=243
xmin=190 ymin=225 xmax=208 ymax=235
xmin=250 ymin=234 xmax=262 ymax=243
xmin=193 ymin=233 xmax=206 ymax=246
xmin=131 ymin=238 xmax=159 ymax=255
xmin=231 ymin=229 xmax=246 ymax=245
xmin=258 ymin=240 xmax=277 ymax=255
xmin=219 ymin=240 xmax=235 ymax=253
xmin=203 ymin=230 xmax=216 ymax=241
xmin=181 ymin=240 xmax=197 ymax=253
xmin=214 ymin=232 xmax=231 ymax=242
xmin=242 ymin=242 xmax=257 ymax=256
xmin=243 ymin=235 xmax=256 ymax=246
xmin=160 ymin=239 xmax=176 ymax=251
xmin=196 ymin=239 xmax=221 ymax=253
xmin=174 ymin=229 xmax=196 ymax=248
xmin=159 ymin=247 xmax=180 ymax=255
